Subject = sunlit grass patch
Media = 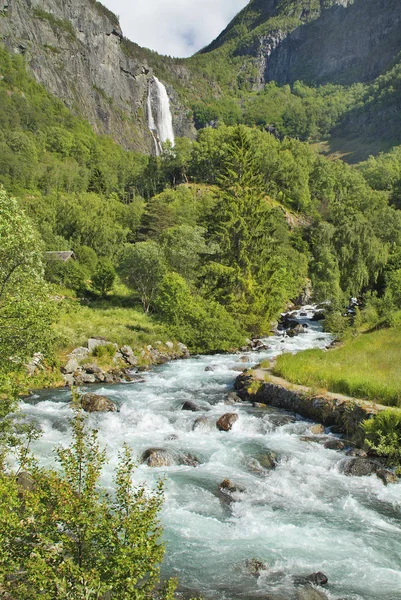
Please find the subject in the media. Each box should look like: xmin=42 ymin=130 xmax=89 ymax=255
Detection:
xmin=274 ymin=327 xmax=401 ymax=407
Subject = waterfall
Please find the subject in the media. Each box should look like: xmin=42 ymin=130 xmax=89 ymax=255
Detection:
xmin=147 ymin=76 xmax=175 ymax=156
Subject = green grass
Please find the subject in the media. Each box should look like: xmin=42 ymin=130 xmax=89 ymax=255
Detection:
xmin=274 ymin=327 xmax=401 ymax=407
xmin=54 ymin=300 xmax=169 ymax=355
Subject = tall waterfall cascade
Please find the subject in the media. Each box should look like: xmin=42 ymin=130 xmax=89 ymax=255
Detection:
xmin=147 ymin=76 xmax=175 ymax=156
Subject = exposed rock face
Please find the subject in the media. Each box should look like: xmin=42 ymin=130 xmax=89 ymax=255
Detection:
xmin=0 ymin=0 xmax=195 ymax=152
xmin=265 ymin=0 xmax=401 ymax=86
xmin=203 ymin=0 xmax=401 ymax=89
xmin=80 ymin=393 xmax=116 ymax=413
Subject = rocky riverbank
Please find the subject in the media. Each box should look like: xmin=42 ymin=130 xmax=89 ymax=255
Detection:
xmin=234 ymin=366 xmax=398 ymax=484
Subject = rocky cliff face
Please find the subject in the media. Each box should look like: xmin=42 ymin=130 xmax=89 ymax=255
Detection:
xmin=265 ymin=0 xmax=401 ymax=85
xmin=202 ymin=0 xmax=401 ymax=88
xmin=0 ymin=0 xmax=195 ymax=152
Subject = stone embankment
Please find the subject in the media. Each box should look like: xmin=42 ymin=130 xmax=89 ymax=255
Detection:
xmin=235 ymin=367 xmax=385 ymax=443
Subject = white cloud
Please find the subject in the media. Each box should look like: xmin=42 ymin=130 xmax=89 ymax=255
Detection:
xmin=101 ymin=0 xmax=249 ymax=57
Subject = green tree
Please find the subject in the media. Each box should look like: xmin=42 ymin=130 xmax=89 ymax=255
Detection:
xmin=122 ymin=241 xmax=167 ymax=312
xmin=91 ymin=259 xmax=116 ymax=296
xmin=0 ymin=188 xmax=55 ymax=371
xmin=0 ymin=408 xmax=176 ymax=600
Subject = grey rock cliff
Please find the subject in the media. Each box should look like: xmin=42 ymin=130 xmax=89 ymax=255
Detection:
xmin=265 ymin=0 xmax=401 ymax=85
xmin=0 ymin=0 xmax=195 ymax=151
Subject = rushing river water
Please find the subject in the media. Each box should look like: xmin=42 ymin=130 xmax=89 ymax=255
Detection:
xmin=21 ymin=308 xmax=401 ymax=600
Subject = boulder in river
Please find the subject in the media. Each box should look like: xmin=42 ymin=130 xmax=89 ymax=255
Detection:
xmin=310 ymin=424 xmax=325 ymax=435
xmin=216 ymin=413 xmax=238 ymax=431
xmin=141 ymin=448 xmax=176 ymax=467
xmin=376 ymin=469 xmax=399 ymax=486
xmin=294 ymin=572 xmax=328 ymax=587
xmin=244 ymin=558 xmax=268 ymax=576
xmin=205 ymin=366 xmax=215 ymax=372
xmin=218 ymin=479 xmax=245 ymax=505
xmin=341 ymin=457 xmax=383 ymax=477
xmin=296 ymin=586 xmax=329 ymax=600
xmin=323 ymin=438 xmax=345 ymax=450
xmin=225 ymin=392 xmax=242 ymax=405
xmin=287 ymin=324 xmax=305 ymax=337
xmin=192 ymin=416 xmax=214 ymax=431
xmin=182 ymin=401 xmax=200 ymax=412
xmin=141 ymin=448 xmax=200 ymax=468
xmin=80 ymin=393 xmax=116 ymax=413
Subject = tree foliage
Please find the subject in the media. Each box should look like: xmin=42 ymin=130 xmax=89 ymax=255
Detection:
xmin=0 ymin=407 xmax=175 ymax=600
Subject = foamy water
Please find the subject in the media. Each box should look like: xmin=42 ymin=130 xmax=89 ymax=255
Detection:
xmin=20 ymin=308 xmax=401 ymax=600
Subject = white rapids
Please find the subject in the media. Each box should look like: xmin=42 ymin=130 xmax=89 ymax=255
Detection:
xmin=20 ymin=307 xmax=401 ymax=600
xmin=147 ymin=76 xmax=175 ymax=156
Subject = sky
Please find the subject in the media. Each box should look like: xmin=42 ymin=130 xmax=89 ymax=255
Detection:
xmin=101 ymin=0 xmax=249 ymax=57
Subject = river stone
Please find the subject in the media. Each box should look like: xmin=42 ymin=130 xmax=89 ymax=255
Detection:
xmin=75 ymin=373 xmax=96 ymax=385
xmin=268 ymin=414 xmax=296 ymax=427
xmin=62 ymin=357 xmax=79 ymax=374
xmin=341 ymin=457 xmax=383 ymax=477
xmin=376 ymin=469 xmax=399 ymax=486
xmin=218 ymin=479 xmax=245 ymax=505
xmin=81 ymin=363 xmax=103 ymax=374
xmin=323 ymin=438 xmax=345 ymax=450
xmin=81 ymin=393 xmax=116 ymax=413
xmin=192 ymin=416 xmax=214 ymax=431
xmin=182 ymin=401 xmax=200 ymax=412
xmin=141 ymin=448 xmax=176 ymax=467
xmin=247 ymin=454 xmax=276 ymax=477
xmin=310 ymin=424 xmax=325 ymax=435
xmin=63 ymin=374 xmax=75 ymax=387
xmin=244 ymin=558 xmax=268 ymax=576
xmin=205 ymin=366 xmax=215 ymax=372
xmin=287 ymin=324 xmax=305 ymax=337
xmin=216 ymin=413 xmax=238 ymax=431
xmin=225 ymin=392 xmax=242 ymax=405
xmin=311 ymin=311 xmax=326 ymax=321
xmin=69 ymin=347 xmax=89 ymax=359
xmin=294 ymin=572 xmax=328 ymax=587
xmin=296 ymin=586 xmax=329 ymax=600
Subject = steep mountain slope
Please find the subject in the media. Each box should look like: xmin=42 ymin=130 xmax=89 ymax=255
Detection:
xmin=0 ymin=0 xmax=195 ymax=152
xmin=200 ymin=0 xmax=401 ymax=87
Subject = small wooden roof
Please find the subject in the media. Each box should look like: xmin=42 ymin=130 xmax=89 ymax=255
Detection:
xmin=45 ymin=251 xmax=76 ymax=262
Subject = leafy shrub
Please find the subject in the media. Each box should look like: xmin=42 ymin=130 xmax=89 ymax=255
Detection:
xmin=91 ymin=343 xmax=116 ymax=359
xmin=91 ymin=259 xmax=116 ymax=296
xmin=363 ymin=409 xmax=401 ymax=465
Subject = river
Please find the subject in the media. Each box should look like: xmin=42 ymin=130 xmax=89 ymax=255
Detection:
xmin=20 ymin=307 xmax=401 ymax=600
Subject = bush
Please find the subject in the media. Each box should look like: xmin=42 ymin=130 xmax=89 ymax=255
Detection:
xmin=363 ymin=409 xmax=401 ymax=466
xmin=92 ymin=259 xmax=116 ymax=296
xmin=0 ymin=408 xmax=176 ymax=599
xmin=91 ymin=343 xmax=116 ymax=359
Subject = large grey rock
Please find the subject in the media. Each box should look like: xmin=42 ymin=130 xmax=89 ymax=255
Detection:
xmin=81 ymin=363 xmax=103 ymax=374
xmin=81 ymin=393 xmax=116 ymax=413
xmin=62 ymin=357 xmax=79 ymax=374
xmin=141 ymin=448 xmax=200 ymax=468
xmin=69 ymin=347 xmax=89 ymax=359
xmin=141 ymin=448 xmax=176 ymax=467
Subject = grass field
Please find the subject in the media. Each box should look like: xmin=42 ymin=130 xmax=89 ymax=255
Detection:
xmin=274 ymin=327 xmax=401 ymax=407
